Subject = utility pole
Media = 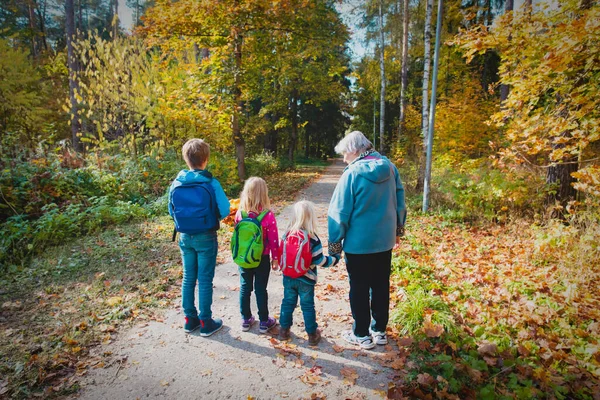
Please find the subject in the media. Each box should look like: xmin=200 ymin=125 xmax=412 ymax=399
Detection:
xmin=423 ymin=0 xmax=443 ymax=212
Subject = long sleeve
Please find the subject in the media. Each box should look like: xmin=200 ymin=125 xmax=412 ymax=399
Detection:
xmin=167 ymin=182 xmax=175 ymax=217
xmin=210 ymin=178 xmax=231 ymax=221
xmin=261 ymin=211 xmax=280 ymax=260
xmin=311 ymin=237 xmax=336 ymax=269
xmin=393 ymin=164 xmax=407 ymax=235
xmin=327 ymin=170 xmax=354 ymax=254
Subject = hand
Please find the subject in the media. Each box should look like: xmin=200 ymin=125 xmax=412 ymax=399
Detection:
xmin=332 ymin=254 xmax=341 ymax=266
xmin=393 ymin=236 xmax=401 ymax=250
xmin=271 ymin=259 xmax=279 ymax=271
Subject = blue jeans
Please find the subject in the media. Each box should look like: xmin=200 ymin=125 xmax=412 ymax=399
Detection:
xmin=279 ymin=276 xmax=317 ymax=334
xmin=239 ymin=255 xmax=271 ymax=321
xmin=179 ymin=231 xmax=218 ymax=320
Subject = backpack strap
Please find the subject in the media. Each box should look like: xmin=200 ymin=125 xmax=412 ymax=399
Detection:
xmin=241 ymin=210 xmax=248 ymax=219
xmin=256 ymin=210 xmax=269 ymax=222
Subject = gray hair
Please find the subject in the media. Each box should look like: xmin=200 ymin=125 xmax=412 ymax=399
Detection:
xmin=334 ymin=131 xmax=373 ymax=155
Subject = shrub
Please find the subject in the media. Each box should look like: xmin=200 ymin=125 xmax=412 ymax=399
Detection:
xmin=391 ymin=287 xmax=458 ymax=337
xmin=246 ymin=152 xmax=279 ymax=177
xmin=430 ymin=157 xmax=544 ymax=221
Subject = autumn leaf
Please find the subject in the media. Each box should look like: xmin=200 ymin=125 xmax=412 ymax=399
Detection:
xmin=332 ymin=345 xmax=344 ymax=353
xmin=340 ymin=366 xmax=358 ymax=385
xmin=106 ymin=296 xmax=122 ymax=306
xmin=417 ymin=373 xmax=435 ymax=387
xmin=477 ymin=342 xmax=498 ymax=357
xmin=299 ymin=366 xmax=323 ymax=386
xmin=423 ymin=320 xmax=444 ymax=338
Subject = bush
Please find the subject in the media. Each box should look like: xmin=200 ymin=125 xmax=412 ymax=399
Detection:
xmin=391 ymin=286 xmax=457 ymax=337
xmin=0 ymin=197 xmax=149 ymax=267
xmin=430 ymin=157 xmax=544 ymax=222
xmin=246 ymin=152 xmax=279 ymax=177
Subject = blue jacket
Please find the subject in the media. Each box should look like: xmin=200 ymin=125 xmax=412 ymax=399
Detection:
xmin=168 ymin=169 xmax=231 ymax=222
xmin=328 ymin=152 xmax=406 ymax=254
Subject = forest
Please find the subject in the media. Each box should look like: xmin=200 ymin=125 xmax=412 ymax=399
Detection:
xmin=1 ymin=0 xmax=599 ymax=398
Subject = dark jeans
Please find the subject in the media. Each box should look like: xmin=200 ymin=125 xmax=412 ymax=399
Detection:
xmin=239 ymin=255 xmax=271 ymax=322
xmin=279 ymin=276 xmax=317 ymax=334
xmin=345 ymin=250 xmax=392 ymax=337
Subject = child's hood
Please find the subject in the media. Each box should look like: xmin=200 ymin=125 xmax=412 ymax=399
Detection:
xmin=349 ymin=155 xmax=392 ymax=184
xmin=174 ymin=169 xmax=213 ymax=185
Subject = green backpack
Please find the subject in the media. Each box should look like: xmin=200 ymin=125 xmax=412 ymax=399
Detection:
xmin=231 ymin=210 xmax=268 ymax=269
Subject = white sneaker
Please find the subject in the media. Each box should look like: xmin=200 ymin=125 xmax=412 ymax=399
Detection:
xmin=369 ymin=327 xmax=388 ymax=345
xmin=342 ymin=330 xmax=376 ymax=350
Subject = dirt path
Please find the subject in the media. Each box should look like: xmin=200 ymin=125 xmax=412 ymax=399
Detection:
xmin=77 ymin=160 xmax=399 ymax=400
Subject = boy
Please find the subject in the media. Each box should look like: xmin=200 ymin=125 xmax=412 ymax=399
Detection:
xmin=168 ymin=139 xmax=230 ymax=336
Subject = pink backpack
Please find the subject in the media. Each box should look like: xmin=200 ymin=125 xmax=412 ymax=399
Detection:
xmin=279 ymin=230 xmax=313 ymax=278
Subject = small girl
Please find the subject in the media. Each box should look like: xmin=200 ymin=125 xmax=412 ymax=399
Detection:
xmin=278 ymin=201 xmax=339 ymax=345
xmin=234 ymin=177 xmax=279 ymax=333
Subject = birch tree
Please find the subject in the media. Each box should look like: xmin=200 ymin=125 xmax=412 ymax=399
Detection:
xmin=398 ymin=0 xmax=410 ymax=137
xmin=378 ymin=0 xmax=386 ymax=153
xmin=417 ymin=0 xmax=433 ymax=189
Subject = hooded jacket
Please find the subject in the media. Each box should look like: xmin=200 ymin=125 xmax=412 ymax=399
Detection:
xmin=327 ymin=151 xmax=406 ymax=254
xmin=168 ymin=169 xmax=231 ymax=225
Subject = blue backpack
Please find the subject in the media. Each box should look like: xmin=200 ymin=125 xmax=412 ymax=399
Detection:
xmin=170 ymin=174 xmax=219 ymax=236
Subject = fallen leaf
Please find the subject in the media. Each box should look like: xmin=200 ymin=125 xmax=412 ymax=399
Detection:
xmin=423 ymin=320 xmax=444 ymax=338
xmin=332 ymin=345 xmax=344 ymax=353
xmin=477 ymin=342 xmax=498 ymax=357
xmin=160 ymin=380 xmax=169 ymax=386
xmin=397 ymin=337 xmax=414 ymax=347
xmin=106 ymin=296 xmax=122 ymax=306
xmin=300 ymin=368 xmax=322 ymax=386
xmin=417 ymin=373 xmax=435 ymax=386
xmin=340 ymin=366 xmax=358 ymax=385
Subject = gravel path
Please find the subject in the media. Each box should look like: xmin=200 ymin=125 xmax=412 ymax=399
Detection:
xmin=76 ymin=160 xmax=399 ymax=400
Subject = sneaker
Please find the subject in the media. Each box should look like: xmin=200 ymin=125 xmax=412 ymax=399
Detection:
xmin=184 ymin=316 xmax=200 ymax=333
xmin=241 ymin=316 xmax=256 ymax=332
xmin=307 ymin=330 xmax=321 ymax=346
xmin=259 ymin=317 xmax=278 ymax=334
xmin=342 ymin=330 xmax=375 ymax=350
xmin=199 ymin=318 xmax=223 ymax=337
xmin=278 ymin=327 xmax=291 ymax=341
xmin=369 ymin=327 xmax=388 ymax=345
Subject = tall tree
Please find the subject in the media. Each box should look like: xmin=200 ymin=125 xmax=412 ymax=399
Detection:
xmin=378 ymin=0 xmax=386 ymax=153
xmin=499 ymin=0 xmax=513 ymax=102
xmin=65 ymin=0 xmax=82 ymax=151
xmin=417 ymin=0 xmax=433 ymax=189
xmin=456 ymin=0 xmax=600 ymax=212
xmin=398 ymin=0 xmax=410 ymax=137
xmin=142 ymin=0 xmax=348 ymax=178
xmin=113 ymin=0 xmax=118 ymax=38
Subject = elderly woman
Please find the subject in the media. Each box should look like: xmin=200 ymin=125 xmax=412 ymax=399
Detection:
xmin=328 ymin=131 xmax=406 ymax=350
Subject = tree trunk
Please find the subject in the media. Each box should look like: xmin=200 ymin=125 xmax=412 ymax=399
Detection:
xmin=78 ymin=0 xmax=84 ymax=37
xmin=28 ymin=1 xmax=38 ymax=58
xmin=304 ymin=126 xmax=310 ymax=159
xmin=417 ymin=0 xmax=433 ymax=190
xmin=288 ymin=88 xmax=298 ymax=162
xmin=35 ymin=0 xmax=48 ymax=52
xmin=546 ymin=160 xmax=578 ymax=215
xmin=398 ymin=0 xmax=409 ymax=138
xmin=113 ymin=0 xmax=118 ymax=38
xmin=232 ymin=29 xmax=246 ymax=180
xmin=378 ymin=0 xmax=386 ymax=154
xmin=500 ymin=0 xmax=513 ymax=102
xmin=65 ymin=0 xmax=82 ymax=152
